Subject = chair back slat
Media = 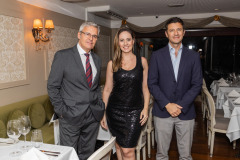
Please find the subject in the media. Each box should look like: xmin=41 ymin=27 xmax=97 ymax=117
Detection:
xmin=203 ymin=78 xmax=207 ymax=88
xmin=147 ymin=104 xmax=153 ymax=128
xmin=87 ymin=137 xmax=116 ymax=160
xmin=203 ymin=87 xmax=216 ymax=127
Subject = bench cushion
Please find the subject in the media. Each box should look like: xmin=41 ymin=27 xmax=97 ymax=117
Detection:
xmin=0 ymin=120 xmax=6 ymax=138
xmin=28 ymin=103 xmax=46 ymax=129
xmin=7 ymin=110 xmax=25 ymax=121
xmin=44 ymin=99 xmax=54 ymax=121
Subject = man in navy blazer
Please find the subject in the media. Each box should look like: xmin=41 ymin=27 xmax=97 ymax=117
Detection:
xmin=148 ymin=17 xmax=202 ymax=160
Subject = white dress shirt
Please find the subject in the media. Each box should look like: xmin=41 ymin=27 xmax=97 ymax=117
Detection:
xmin=77 ymin=43 xmax=97 ymax=83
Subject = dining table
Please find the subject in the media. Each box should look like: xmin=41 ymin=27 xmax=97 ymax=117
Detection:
xmin=210 ymin=80 xmax=240 ymax=109
xmin=221 ymin=92 xmax=240 ymax=142
xmin=210 ymin=80 xmax=229 ymax=96
xmin=210 ymin=79 xmax=240 ymax=142
xmin=0 ymin=141 xmax=79 ymax=160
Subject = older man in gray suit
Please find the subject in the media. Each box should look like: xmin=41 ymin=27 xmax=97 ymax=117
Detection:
xmin=47 ymin=21 xmax=105 ymax=160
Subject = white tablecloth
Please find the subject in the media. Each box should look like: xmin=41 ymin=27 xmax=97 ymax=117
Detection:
xmin=0 ymin=141 xmax=79 ymax=160
xmin=222 ymin=93 xmax=240 ymax=142
xmin=210 ymin=80 xmax=240 ymax=109
xmin=216 ymin=87 xmax=240 ymax=109
xmin=210 ymin=80 xmax=225 ymax=96
xmin=97 ymin=126 xmax=112 ymax=141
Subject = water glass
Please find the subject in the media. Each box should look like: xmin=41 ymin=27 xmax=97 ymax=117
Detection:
xmin=7 ymin=120 xmax=22 ymax=157
xmin=31 ymin=129 xmax=43 ymax=148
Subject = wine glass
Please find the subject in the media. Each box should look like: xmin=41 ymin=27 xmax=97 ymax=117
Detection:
xmin=7 ymin=119 xmax=22 ymax=157
xmin=18 ymin=115 xmax=31 ymax=149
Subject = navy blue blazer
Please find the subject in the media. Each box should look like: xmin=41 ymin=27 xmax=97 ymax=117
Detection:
xmin=148 ymin=45 xmax=202 ymax=120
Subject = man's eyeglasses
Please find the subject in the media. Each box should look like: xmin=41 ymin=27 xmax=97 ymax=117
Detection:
xmin=80 ymin=31 xmax=99 ymax=40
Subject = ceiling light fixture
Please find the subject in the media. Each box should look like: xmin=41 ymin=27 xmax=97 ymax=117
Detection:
xmin=61 ymin=0 xmax=89 ymax=3
xmin=87 ymin=6 xmax=127 ymax=20
xmin=168 ymin=3 xmax=184 ymax=7
xmin=106 ymin=10 xmax=127 ymax=20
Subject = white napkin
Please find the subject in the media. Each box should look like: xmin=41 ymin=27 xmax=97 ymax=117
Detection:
xmin=19 ymin=147 xmax=49 ymax=160
xmin=228 ymin=90 xmax=240 ymax=97
xmin=224 ymin=100 xmax=229 ymax=106
xmin=0 ymin=138 xmax=14 ymax=144
xmin=222 ymin=103 xmax=231 ymax=118
xmin=219 ymin=81 xmax=229 ymax=87
xmin=234 ymin=97 xmax=240 ymax=104
xmin=218 ymin=78 xmax=225 ymax=83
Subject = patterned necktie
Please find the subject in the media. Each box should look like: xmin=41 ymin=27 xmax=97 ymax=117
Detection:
xmin=84 ymin=53 xmax=92 ymax=88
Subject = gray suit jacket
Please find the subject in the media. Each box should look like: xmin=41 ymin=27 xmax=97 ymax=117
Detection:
xmin=47 ymin=45 xmax=105 ymax=126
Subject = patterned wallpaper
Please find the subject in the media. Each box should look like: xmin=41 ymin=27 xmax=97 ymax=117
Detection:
xmin=0 ymin=15 xmax=26 ymax=83
xmin=94 ymin=34 xmax=110 ymax=80
xmin=47 ymin=25 xmax=78 ymax=75
xmin=95 ymin=34 xmax=110 ymax=68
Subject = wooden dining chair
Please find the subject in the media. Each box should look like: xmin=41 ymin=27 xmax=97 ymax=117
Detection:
xmin=203 ymin=78 xmax=207 ymax=88
xmin=202 ymin=78 xmax=212 ymax=120
xmin=146 ymin=101 xmax=154 ymax=158
xmin=136 ymin=121 xmax=147 ymax=160
xmin=202 ymin=86 xmax=224 ymax=119
xmin=87 ymin=137 xmax=116 ymax=160
xmin=203 ymin=88 xmax=236 ymax=157
xmin=201 ymin=86 xmax=207 ymax=120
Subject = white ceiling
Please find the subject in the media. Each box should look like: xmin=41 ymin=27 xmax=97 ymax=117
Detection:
xmin=65 ymin=0 xmax=240 ymax=18
xmin=21 ymin=0 xmax=240 ymax=20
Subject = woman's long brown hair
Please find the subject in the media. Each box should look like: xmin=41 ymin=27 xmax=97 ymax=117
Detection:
xmin=112 ymin=27 xmax=135 ymax=72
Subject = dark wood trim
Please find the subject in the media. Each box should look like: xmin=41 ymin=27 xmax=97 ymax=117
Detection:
xmin=135 ymin=27 xmax=240 ymax=38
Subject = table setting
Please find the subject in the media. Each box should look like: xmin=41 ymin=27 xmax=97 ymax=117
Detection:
xmin=210 ymin=76 xmax=240 ymax=109
xmin=228 ymin=90 xmax=240 ymax=98
xmin=210 ymin=78 xmax=229 ymax=96
xmin=220 ymin=90 xmax=240 ymax=118
xmin=0 ymin=117 xmax=79 ymax=160
xmin=210 ymin=73 xmax=240 ymax=96
xmin=0 ymin=137 xmax=15 ymax=145
xmin=219 ymin=90 xmax=240 ymax=142
xmin=233 ymin=97 xmax=240 ymax=105
xmin=0 ymin=140 xmax=79 ymax=160
xmin=224 ymin=90 xmax=240 ymax=110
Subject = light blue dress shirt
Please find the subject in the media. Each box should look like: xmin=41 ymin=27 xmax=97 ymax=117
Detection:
xmin=168 ymin=43 xmax=183 ymax=81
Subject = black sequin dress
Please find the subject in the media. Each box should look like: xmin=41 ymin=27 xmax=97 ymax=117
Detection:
xmin=106 ymin=55 xmax=144 ymax=148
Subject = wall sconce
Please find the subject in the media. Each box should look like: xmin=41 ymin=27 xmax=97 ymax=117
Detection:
xmin=139 ymin=41 xmax=144 ymax=48
xmin=149 ymin=44 xmax=154 ymax=50
xmin=32 ymin=19 xmax=54 ymax=43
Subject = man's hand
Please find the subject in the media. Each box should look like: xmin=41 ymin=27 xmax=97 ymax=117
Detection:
xmin=165 ymin=103 xmax=183 ymax=117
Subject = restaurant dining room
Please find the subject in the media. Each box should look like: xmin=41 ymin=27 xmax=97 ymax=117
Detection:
xmin=1 ymin=0 xmax=240 ymax=160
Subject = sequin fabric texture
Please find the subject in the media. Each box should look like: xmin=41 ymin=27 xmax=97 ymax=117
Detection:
xmin=106 ymin=55 xmax=144 ymax=148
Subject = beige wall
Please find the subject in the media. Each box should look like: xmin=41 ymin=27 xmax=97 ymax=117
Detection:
xmin=0 ymin=0 xmax=112 ymax=106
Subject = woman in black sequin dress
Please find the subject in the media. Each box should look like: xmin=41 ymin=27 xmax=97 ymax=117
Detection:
xmin=101 ymin=27 xmax=150 ymax=159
